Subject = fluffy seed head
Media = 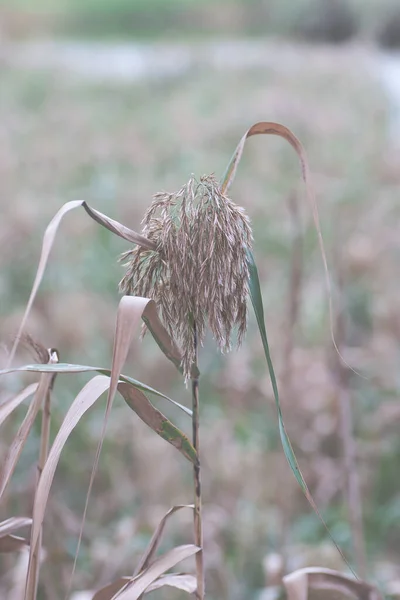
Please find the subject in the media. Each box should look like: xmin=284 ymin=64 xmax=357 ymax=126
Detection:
xmin=120 ymin=175 xmax=253 ymax=379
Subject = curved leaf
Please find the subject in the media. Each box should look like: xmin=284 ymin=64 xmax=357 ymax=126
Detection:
xmin=145 ymin=573 xmax=196 ymax=594
xmin=8 ymin=200 xmax=152 ymax=367
xmin=82 ymin=202 xmax=156 ymax=250
xmin=0 ymin=383 xmax=38 ymax=428
xmin=248 ymin=250 xmax=354 ymax=572
xmin=118 ymin=383 xmax=196 ymax=464
xmin=29 ymin=376 xmax=110 ymax=553
xmin=0 ymin=373 xmax=53 ymax=501
xmin=0 ymin=517 xmax=32 ymax=537
xmin=114 ymin=545 xmax=200 ymax=600
xmin=283 ymin=567 xmax=383 ymax=600
xmin=135 ymin=504 xmax=194 ymax=576
xmin=221 ymin=121 xmax=353 ymax=373
xmin=0 ymin=364 xmax=191 ymax=417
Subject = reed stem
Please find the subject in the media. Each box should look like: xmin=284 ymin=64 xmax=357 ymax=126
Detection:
xmin=192 ymin=322 xmax=204 ymax=599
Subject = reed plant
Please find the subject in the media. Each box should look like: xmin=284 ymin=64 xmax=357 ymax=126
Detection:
xmin=0 ymin=122 xmax=383 ymax=599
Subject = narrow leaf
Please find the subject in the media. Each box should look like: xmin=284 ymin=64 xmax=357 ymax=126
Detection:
xmin=145 ymin=573 xmax=196 ymax=594
xmin=8 ymin=201 xmax=153 ymax=366
xmin=0 ymin=383 xmax=39 ymax=428
xmin=114 ymin=544 xmax=200 ymax=600
xmin=0 ymin=364 xmax=191 ymax=417
xmin=134 ymin=505 xmax=194 ymax=576
xmin=82 ymin=202 xmax=156 ymax=250
xmin=67 ymin=297 xmax=157 ymax=595
xmin=0 ymin=373 xmax=53 ymax=500
xmin=248 ymin=250 xmax=354 ymax=571
xmin=118 ymin=383 xmax=197 ymax=465
xmin=0 ymin=518 xmax=31 ymax=555
xmin=8 ymin=200 xmax=83 ymax=366
xmin=0 ymin=517 xmax=32 ymax=537
xmin=283 ymin=567 xmax=383 ymax=600
xmin=142 ymin=301 xmax=193 ymax=377
xmin=29 ymin=376 xmax=110 ymax=553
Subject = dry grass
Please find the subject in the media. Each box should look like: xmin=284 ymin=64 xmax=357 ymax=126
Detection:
xmin=0 ymin=43 xmax=400 ymax=599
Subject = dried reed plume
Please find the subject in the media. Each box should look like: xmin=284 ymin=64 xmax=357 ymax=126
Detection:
xmin=120 ymin=175 xmax=253 ymax=379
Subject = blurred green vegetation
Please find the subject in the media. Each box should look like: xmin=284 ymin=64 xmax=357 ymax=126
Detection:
xmin=1 ymin=0 xmax=400 ymax=45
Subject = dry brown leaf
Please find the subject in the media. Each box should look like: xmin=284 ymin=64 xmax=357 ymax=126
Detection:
xmin=0 ymin=517 xmax=32 ymax=537
xmin=72 ymin=298 xmax=157 ymax=589
xmin=0 ymin=364 xmax=191 ymax=417
xmin=90 ymin=506 xmax=194 ymax=600
xmin=91 ymin=573 xmax=196 ymax=600
xmin=135 ymin=505 xmax=194 ymax=576
xmin=283 ymin=567 xmax=383 ymax=600
xmin=0 ymin=383 xmax=39 ymax=428
xmin=8 ymin=200 xmax=82 ymax=366
xmin=141 ymin=301 xmax=186 ymax=376
xmin=8 ymin=200 xmax=152 ymax=367
xmin=0 ymin=373 xmax=53 ymax=501
xmin=0 ymin=534 xmax=28 ymax=553
xmin=28 ymin=376 xmax=110 ymax=554
xmin=82 ymin=203 xmax=156 ymax=250
xmin=92 ymin=578 xmax=131 ymax=600
xmin=0 ymin=518 xmax=31 ymax=553
xmin=64 ymin=296 xmax=185 ymax=595
xmin=113 ymin=544 xmax=200 ymax=600
xmin=145 ymin=573 xmax=197 ymax=594
xmin=118 ymin=383 xmax=196 ymax=464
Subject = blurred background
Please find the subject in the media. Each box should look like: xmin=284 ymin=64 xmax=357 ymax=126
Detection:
xmin=1 ymin=0 xmax=400 ymax=598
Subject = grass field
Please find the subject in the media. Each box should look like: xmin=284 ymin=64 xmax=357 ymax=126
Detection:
xmin=1 ymin=40 xmax=400 ymax=599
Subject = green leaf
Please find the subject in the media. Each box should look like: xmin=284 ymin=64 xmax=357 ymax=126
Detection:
xmin=247 ymin=250 xmax=306 ymax=492
xmin=118 ymin=383 xmax=197 ymax=465
xmin=247 ymin=249 xmax=355 ymax=573
xmin=0 ymin=363 xmax=192 ymax=417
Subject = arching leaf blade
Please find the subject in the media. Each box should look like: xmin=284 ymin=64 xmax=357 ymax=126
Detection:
xmin=247 ymin=249 xmax=355 ymax=573
xmin=0 ymin=364 xmax=191 ymax=417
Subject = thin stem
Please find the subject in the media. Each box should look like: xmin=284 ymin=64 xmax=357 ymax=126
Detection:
xmin=25 ymin=349 xmax=58 ymax=600
xmin=192 ymin=322 xmax=204 ymax=600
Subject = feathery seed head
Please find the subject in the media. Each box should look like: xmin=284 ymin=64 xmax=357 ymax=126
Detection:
xmin=120 ymin=175 xmax=252 ymax=379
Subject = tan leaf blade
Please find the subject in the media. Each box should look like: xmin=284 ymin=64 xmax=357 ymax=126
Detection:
xmin=0 ymin=535 xmax=29 ymax=553
xmin=8 ymin=200 xmax=83 ymax=366
xmin=142 ymin=301 xmax=188 ymax=376
xmin=29 ymin=375 xmax=110 ymax=554
xmin=65 ymin=296 xmax=186 ymax=596
xmin=0 ymin=384 xmax=39 ymax=428
xmin=135 ymin=505 xmax=194 ymax=576
xmin=283 ymin=568 xmax=383 ymax=600
xmin=0 ymin=517 xmax=32 ymax=537
xmin=82 ymin=202 xmax=156 ymax=250
xmin=0 ymin=364 xmax=191 ymax=416
xmin=0 ymin=373 xmax=53 ymax=501
xmin=118 ymin=383 xmax=197 ymax=465
xmin=145 ymin=573 xmax=197 ymax=594
xmin=0 ymin=518 xmax=31 ymax=554
xmin=8 ymin=201 xmax=153 ymax=367
xmin=114 ymin=544 xmax=200 ymax=600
